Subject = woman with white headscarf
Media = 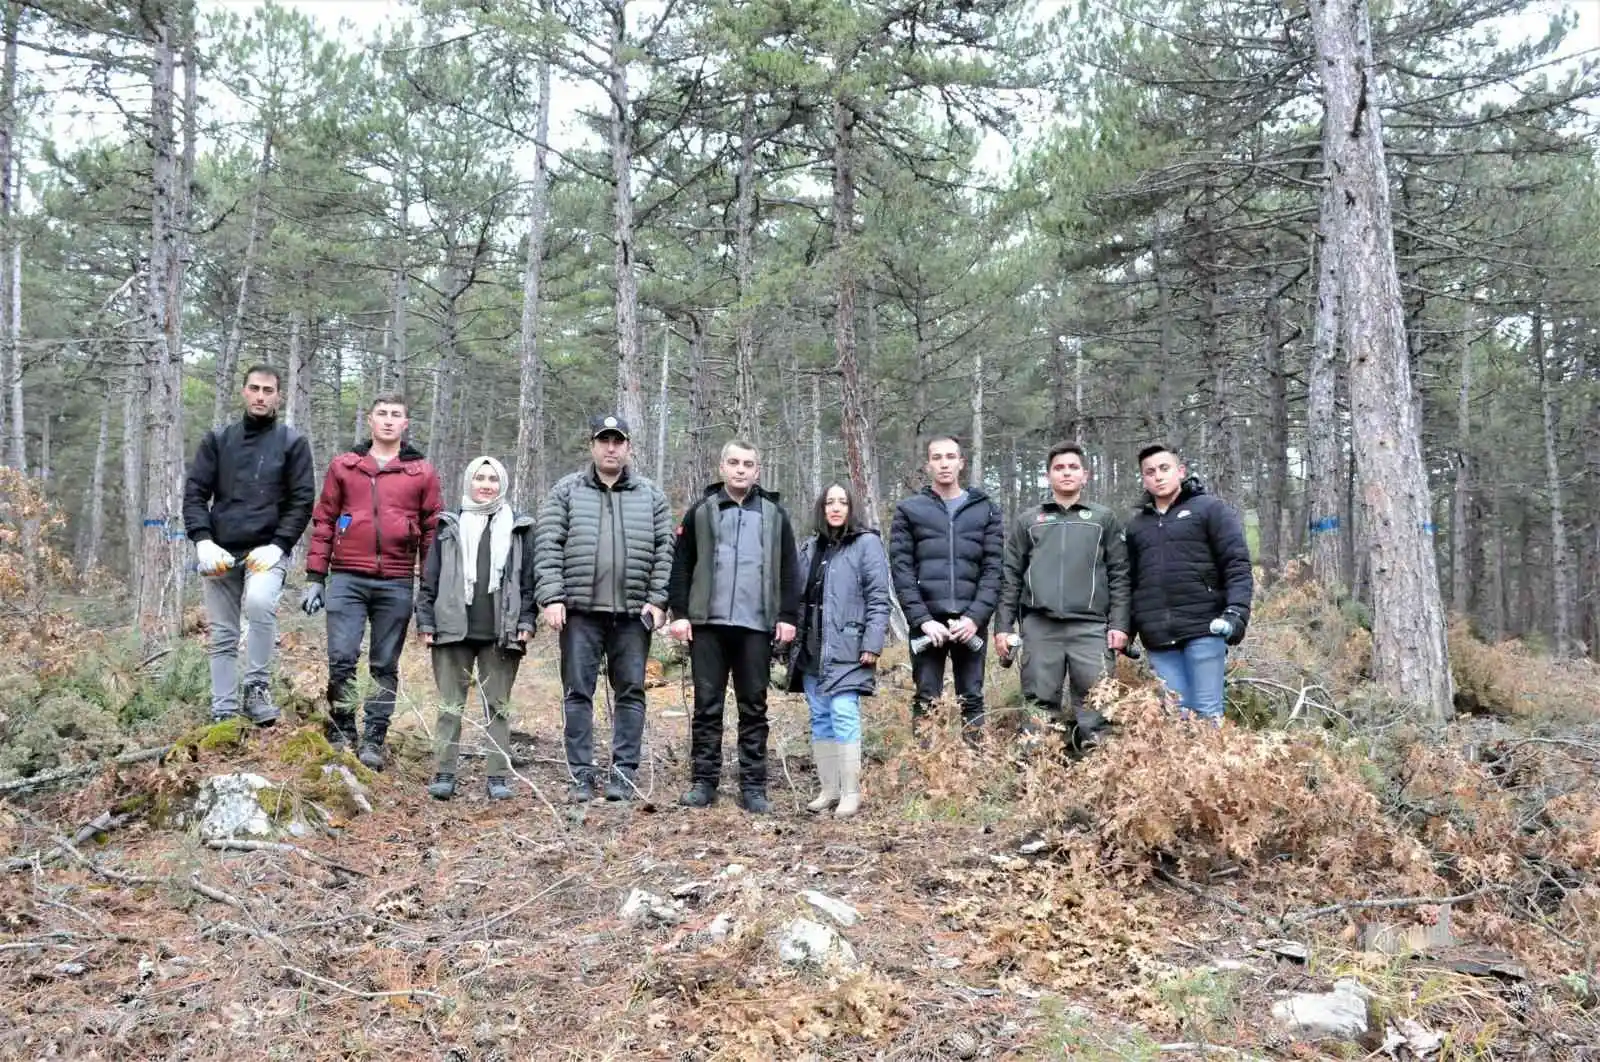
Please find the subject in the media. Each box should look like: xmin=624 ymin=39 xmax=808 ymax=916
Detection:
xmin=415 ymin=456 xmax=537 ymax=800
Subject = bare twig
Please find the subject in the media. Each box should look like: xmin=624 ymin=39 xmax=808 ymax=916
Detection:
xmin=204 ymin=838 xmax=367 ymax=878
xmin=468 ymin=871 xmax=583 ymax=937
xmin=5 ymin=810 xmax=135 ymax=872
xmin=282 ymin=964 xmax=448 ymax=1004
xmin=1280 ymin=884 xmax=1509 ymax=925
xmin=1153 ymin=867 xmax=1260 ymax=921
xmin=0 ymin=745 xmax=173 ymax=796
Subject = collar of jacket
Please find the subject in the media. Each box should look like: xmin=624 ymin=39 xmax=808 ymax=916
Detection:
xmin=587 ymin=464 xmax=634 ymax=490
xmin=1141 ymin=475 xmax=1205 ymax=513
xmin=704 ymin=481 xmax=778 ymax=506
xmin=1039 ymin=497 xmax=1090 ymax=515
xmin=917 ymin=484 xmax=989 ymax=507
xmin=350 ymin=440 xmax=426 ymax=463
xmin=240 ymin=411 xmax=279 ymax=435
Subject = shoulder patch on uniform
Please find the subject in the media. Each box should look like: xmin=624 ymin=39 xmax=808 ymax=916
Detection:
xmin=1079 ymin=510 xmax=1091 ymax=519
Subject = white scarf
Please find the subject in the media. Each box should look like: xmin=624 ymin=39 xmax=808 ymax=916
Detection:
xmin=458 ymin=456 xmax=513 ymax=607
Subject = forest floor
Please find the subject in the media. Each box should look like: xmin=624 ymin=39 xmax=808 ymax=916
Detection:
xmin=2 ymin=581 xmax=1599 ymax=1061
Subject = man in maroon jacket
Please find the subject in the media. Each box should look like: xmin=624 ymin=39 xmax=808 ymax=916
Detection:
xmin=301 ymin=393 xmax=443 ymax=769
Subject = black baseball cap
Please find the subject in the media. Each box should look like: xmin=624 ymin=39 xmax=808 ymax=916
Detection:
xmin=590 ymin=414 xmax=630 ymax=440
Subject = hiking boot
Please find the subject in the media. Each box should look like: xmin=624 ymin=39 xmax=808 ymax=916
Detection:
xmin=735 ymin=788 xmax=772 ymax=815
xmin=241 ymin=683 xmax=280 ymax=727
xmin=604 ymin=767 xmax=638 ymax=802
xmin=427 ymin=773 xmax=456 ymax=801
xmin=326 ymin=715 xmax=357 ymax=750
xmin=565 ymin=774 xmax=595 ymax=804
xmin=486 ymin=776 xmax=513 ymax=801
xmin=678 ymin=781 xmax=716 ymax=808
xmin=357 ymin=742 xmax=386 ymax=771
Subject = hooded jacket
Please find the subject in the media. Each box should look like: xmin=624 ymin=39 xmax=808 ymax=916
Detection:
xmin=1124 ymin=478 xmax=1253 ymax=649
xmin=786 ymin=528 xmax=892 ymax=697
xmin=667 ymin=483 xmax=800 ymax=629
xmin=182 ymin=414 xmax=315 ymax=554
xmin=888 ymin=486 xmax=1005 ymax=628
xmin=305 ymin=441 xmax=444 ymax=582
xmin=415 ymin=510 xmax=538 ymax=651
xmin=533 ymin=464 xmax=673 ymax=612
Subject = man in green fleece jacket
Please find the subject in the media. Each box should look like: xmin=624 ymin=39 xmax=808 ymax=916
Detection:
xmin=995 ymin=442 xmax=1131 ymax=749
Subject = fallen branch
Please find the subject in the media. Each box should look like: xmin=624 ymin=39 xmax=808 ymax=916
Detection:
xmin=468 ymin=871 xmax=582 ymax=937
xmin=204 ymin=838 xmax=367 ymax=878
xmin=283 ymin=963 xmax=448 ymax=1004
xmin=1280 ymin=884 xmax=1509 ymax=925
xmin=0 ymin=745 xmax=173 ymax=797
xmin=4 ymin=810 xmax=136 ymax=873
xmin=1153 ymin=867 xmax=1260 ymax=921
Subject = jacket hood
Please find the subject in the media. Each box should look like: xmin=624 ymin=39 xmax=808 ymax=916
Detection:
xmin=351 ymin=440 xmax=426 ymax=462
xmin=1140 ymin=474 xmax=1206 ymax=511
xmin=704 ymin=481 xmax=779 ymax=503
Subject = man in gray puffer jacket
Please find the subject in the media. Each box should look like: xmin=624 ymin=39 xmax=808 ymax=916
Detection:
xmin=535 ymin=415 xmax=674 ymax=803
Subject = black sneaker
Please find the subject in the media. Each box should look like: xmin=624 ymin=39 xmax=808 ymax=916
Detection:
xmin=735 ymin=789 xmax=772 ymax=815
xmin=604 ymin=768 xmax=637 ymax=802
xmin=241 ymin=683 xmax=280 ymax=727
xmin=427 ymin=773 xmax=456 ymax=800
xmin=486 ymin=776 xmax=513 ymax=801
xmin=326 ymin=717 xmax=356 ymax=750
xmin=357 ymin=742 xmax=386 ymax=771
xmin=565 ymin=775 xmax=595 ymax=804
xmin=678 ymin=781 xmax=716 ymax=808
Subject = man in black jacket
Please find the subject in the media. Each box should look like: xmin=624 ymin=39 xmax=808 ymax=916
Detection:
xmin=535 ymin=415 xmax=674 ymax=804
xmin=1125 ymin=445 xmax=1254 ymax=723
xmin=667 ymin=440 xmax=801 ymax=814
xmin=183 ymin=365 xmax=316 ymax=725
xmin=995 ymin=443 xmax=1130 ymax=749
xmin=889 ymin=434 xmax=1005 ymax=738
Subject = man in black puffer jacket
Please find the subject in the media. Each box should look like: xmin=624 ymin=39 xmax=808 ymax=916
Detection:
xmin=1125 ymin=445 xmax=1254 ymax=723
xmin=535 ymin=415 xmax=674 ymax=803
xmin=889 ymin=434 xmax=1005 ymax=737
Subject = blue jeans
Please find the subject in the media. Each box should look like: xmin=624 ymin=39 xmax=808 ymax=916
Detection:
xmin=1147 ymin=636 xmax=1228 ymax=720
xmin=803 ymin=673 xmax=862 ymax=744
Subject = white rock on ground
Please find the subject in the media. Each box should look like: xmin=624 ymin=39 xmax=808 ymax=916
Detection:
xmin=620 ymin=888 xmax=686 ymax=926
xmin=801 ymin=889 xmax=861 ymax=927
xmin=1270 ymin=978 xmax=1370 ymax=1040
xmin=777 ymin=918 xmax=857 ymax=967
xmin=705 ymin=912 xmax=734 ymax=941
xmin=193 ymin=773 xmax=281 ymax=841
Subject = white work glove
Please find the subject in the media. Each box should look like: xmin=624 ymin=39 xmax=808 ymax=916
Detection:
xmin=246 ymin=544 xmax=284 ymax=574
xmin=196 ymin=540 xmax=235 ymax=576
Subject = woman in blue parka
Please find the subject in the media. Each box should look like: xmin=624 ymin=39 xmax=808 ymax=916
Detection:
xmin=788 ymin=482 xmax=892 ymax=818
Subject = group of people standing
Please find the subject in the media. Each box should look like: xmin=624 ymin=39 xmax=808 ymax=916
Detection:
xmin=184 ymin=366 xmax=1254 ymax=819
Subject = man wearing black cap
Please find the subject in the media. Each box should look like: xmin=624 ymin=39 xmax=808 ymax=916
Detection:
xmin=534 ymin=415 xmax=674 ymax=802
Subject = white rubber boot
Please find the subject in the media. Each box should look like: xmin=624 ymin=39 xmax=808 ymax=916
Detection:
xmin=834 ymin=742 xmax=862 ymax=819
xmin=807 ymin=740 xmax=840 ymax=812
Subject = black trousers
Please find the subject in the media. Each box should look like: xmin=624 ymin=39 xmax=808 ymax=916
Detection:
xmin=688 ymin=624 xmax=772 ymax=789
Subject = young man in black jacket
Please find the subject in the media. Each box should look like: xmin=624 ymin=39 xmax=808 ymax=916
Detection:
xmin=995 ymin=443 xmax=1130 ymax=749
xmin=667 ymin=440 xmax=800 ymax=814
xmin=1125 ymin=445 xmax=1254 ymax=723
xmin=889 ymin=434 xmax=1005 ymax=738
xmin=183 ymin=365 xmax=316 ymax=725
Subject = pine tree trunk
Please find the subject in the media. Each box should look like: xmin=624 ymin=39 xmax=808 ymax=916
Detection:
xmin=733 ymin=93 xmax=758 ymax=441
xmin=810 ymin=370 xmax=823 ymax=499
xmin=0 ymin=1 xmax=17 ymax=473
xmin=1259 ymin=295 xmax=1289 ymax=582
xmin=608 ymin=0 xmax=646 ymax=465
xmin=387 ymin=176 xmax=409 ymax=395
xmin=681 ymin=312 xmax=710 ymax=505
xmin=1307 ymin=184 xmax=1345 ymax=590
xmin=77 ymin=389 xmax=110 ymax=570
xmin=968 ymin=349 xmax=984 ymax=486
xmin=654 ymin=325 xmax=669 ymax=485
xmin=831 ymin=96 xmax=878 ymax=525
xmin=1450 ymin=313 xmax=1473 ymax=616
xmin=137 ymin=1 xmax=185 ymax=640
xmin=511 ymin=35 xmax=551 ymax=513
xmin=1534 ymin=312 xmax=1573 ymax=657
xmin=1311 ymin=0 xmax=1452 ymax=720
xmin=214 ymin=126 xmax=272 ymax=429
xmin=284 ymin=310 xmax=306 ymax=428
